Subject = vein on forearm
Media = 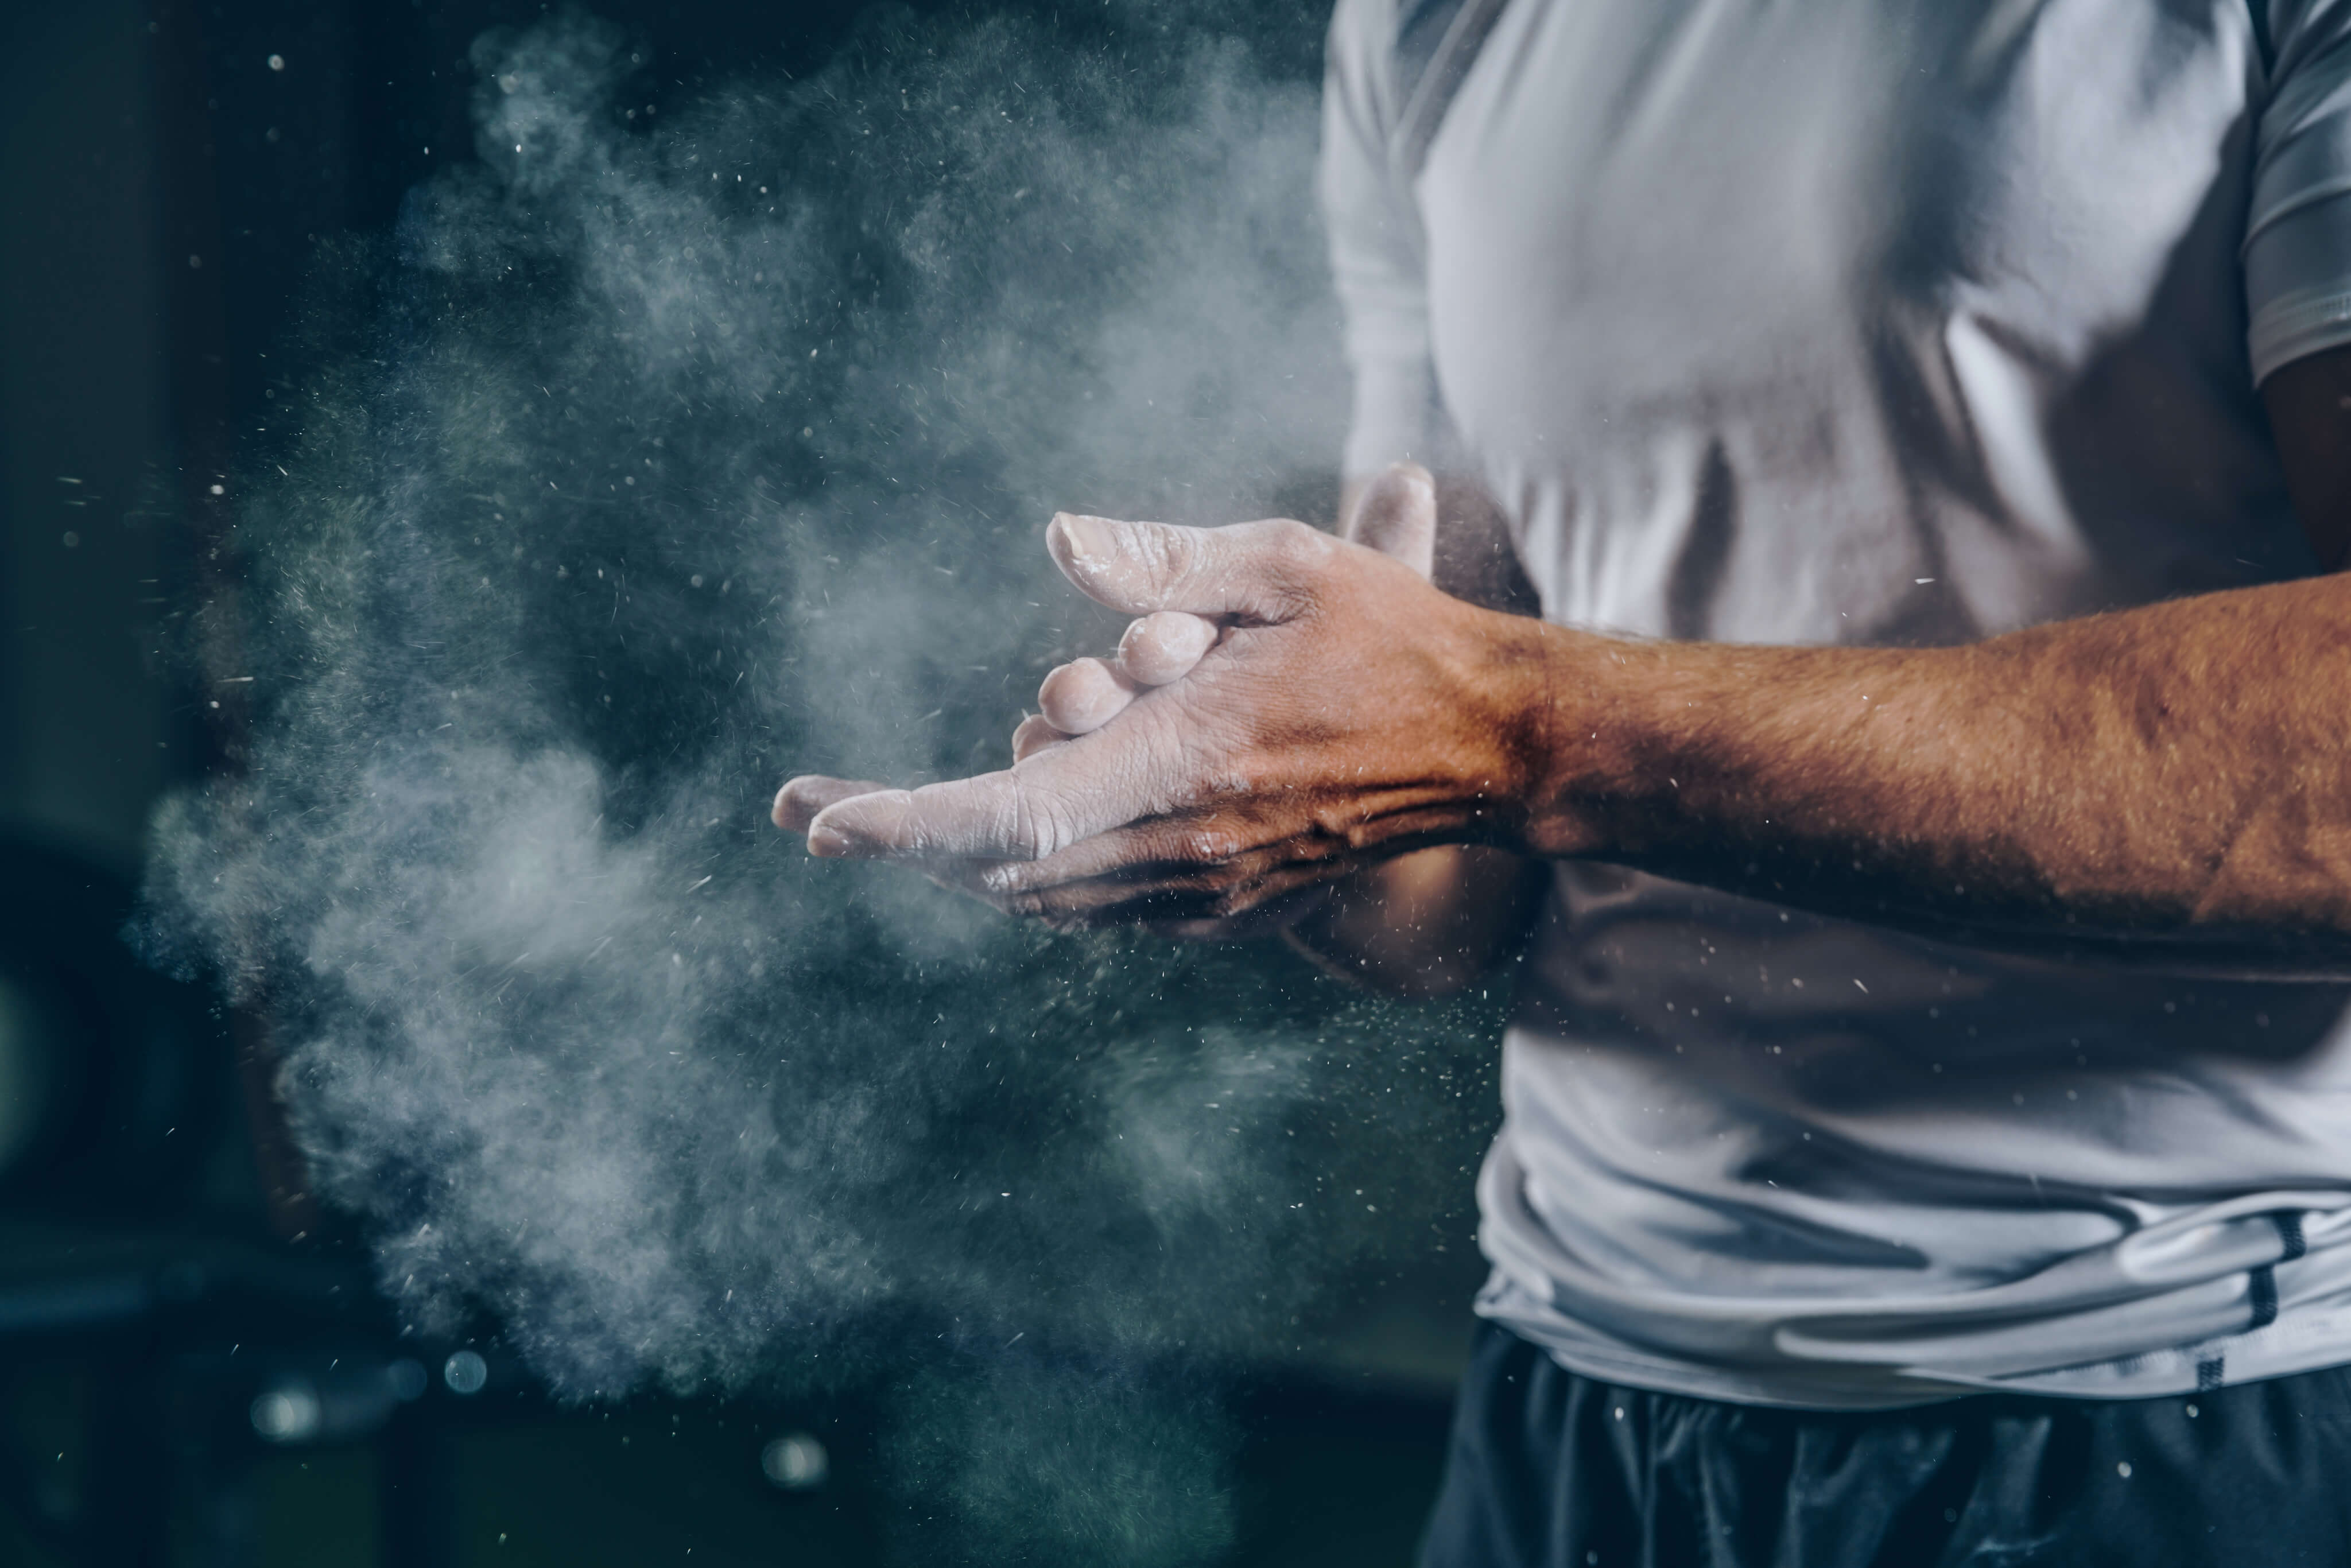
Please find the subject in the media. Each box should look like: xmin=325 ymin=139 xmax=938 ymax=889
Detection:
xmin=1523 ymin=573 xmax=2351 ymax=957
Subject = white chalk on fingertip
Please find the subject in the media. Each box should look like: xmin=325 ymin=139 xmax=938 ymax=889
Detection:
xmin=1037 ymin=657 xmax=1136 ymax=734
xmin=1119 ymin=611 xmax=1218 ymax=686
xmin=1052 ymin=513 xmax=1114 ymax=561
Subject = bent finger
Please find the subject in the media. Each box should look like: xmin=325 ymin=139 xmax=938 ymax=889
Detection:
xmin=1002 ymin=857 xmax=1342 ymax=926
xmin=1117 ymin=610 xmax=1221 ymax=686
xmin=773 ymin=774 xmax=892 ymax=832
xmin=1342 ymin=461 xmax=1437 ymax=580
xmin=1010 ymin=713 xmax=1071 ymax=763
xmin=1037 ymin=656 xmax=1140 ymax=735
xmin=975 ymin=814 xmax=1287 ymax=898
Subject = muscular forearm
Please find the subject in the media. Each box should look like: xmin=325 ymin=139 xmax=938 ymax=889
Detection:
xmin=780 ymin=463 xmax=2351 ymax=978
xmin=1506 ymin=571 xmax=2351 ymax=966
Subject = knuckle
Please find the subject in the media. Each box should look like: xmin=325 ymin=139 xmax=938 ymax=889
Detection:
xmin=1140 ymin=523 xmax=1199 ymax=590
xmin=1245 ymin=519 xmax=1329 ymax=619
xmin=1180 ymin=826 xmax=1241 ymax=864
xmin=1265 ymin=517 xmax=1332 ymax=573
xmin=1036 ymin=805 xmax=1081 ymax=860
xmin=1000 ymin=779 xmax=1056 ymax=860
xmin=1206 ymin=761 xmax=1255 ymax=795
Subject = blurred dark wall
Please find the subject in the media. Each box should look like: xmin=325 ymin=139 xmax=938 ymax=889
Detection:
xmin=1 ymin=0 xmax=1334 ymax=855
xmin=0 ymin=0 xmax=184 ymax=874
xmin=0 ymin=0 xmax=960 ymax=876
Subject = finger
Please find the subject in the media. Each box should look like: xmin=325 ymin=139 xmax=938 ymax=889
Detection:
xmin=980 ymin=818 xmax=1248 ymax=896
xmin=1341 ymin=461 xmax=1437 ymax=580
xmin=1036 ymin=657 xmax=1140 ymax=735
xmin=1002 ymin=857 xmax=1344 ymax=926
xmin=808 ymin=774 xmax=1067 ymax=861
xmin=1010 ymin=713 xmax=1071 ymax=762
xmin=773 ymin=775 xmax=891 ymax=832
xmin=973 ymin=814 xmax=1279 ymax=898
xmin=1116 ymin=610 xmax=1220 ymax=686
xmin=1045 ymin=511 xmax=1332 ymax=622
xmin=919 ymin=857 xmax=1020 ymax=902
xmin=979 ymin=787 xmax=1492 ymax=897
xmin=806 ymin=730 xmax=1178 ymax=861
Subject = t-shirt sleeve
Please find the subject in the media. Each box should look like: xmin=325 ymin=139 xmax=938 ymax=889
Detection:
xmin=2245 ymin=0 xmax=2351 ymax=381
xmin=1321 ymin=0 xmax=1439 ymax=477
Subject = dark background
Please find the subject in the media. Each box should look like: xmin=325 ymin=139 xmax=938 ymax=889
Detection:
xmin=0 ymin=1 xmax=1481 ymax=1563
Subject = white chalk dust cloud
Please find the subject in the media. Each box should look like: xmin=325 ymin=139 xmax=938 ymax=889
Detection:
xmin=140 ymin=9 xmax=1501 ymax=1561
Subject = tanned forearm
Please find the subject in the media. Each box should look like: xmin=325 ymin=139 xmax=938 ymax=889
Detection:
xmin=779 ymin=403 xmax=2351 ymax=980
xmin=1288 ymin=356 xmax=2351 ymax=983
xmin=1505 ymin=572 xmax=2351 ymax=968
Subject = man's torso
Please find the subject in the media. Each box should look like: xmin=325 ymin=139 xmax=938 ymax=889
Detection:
xmin=1330 ymin=0 xmax=2351 ymax=1404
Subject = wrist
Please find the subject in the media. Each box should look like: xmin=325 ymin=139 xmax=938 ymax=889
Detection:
xmin=1465 ymin=609 xmax=1661 ymax=860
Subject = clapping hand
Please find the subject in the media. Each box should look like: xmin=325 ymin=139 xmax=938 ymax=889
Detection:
xmin=771 ymin=463 xmax=1551 ymax=929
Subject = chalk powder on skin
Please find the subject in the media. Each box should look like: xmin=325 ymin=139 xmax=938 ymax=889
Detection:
xmin=135 ymin=9 xmax=1506 ymax=1562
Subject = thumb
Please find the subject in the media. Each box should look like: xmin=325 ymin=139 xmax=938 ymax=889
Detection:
xmin=1341 ymin=461 xmax=1437 ymax=581
xmin=1045 ymin=511 xmax=1333 ymax=622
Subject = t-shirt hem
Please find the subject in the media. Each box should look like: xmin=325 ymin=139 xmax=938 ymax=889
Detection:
xmin=1475 ymin=1291 xmax=2351 ymax=1411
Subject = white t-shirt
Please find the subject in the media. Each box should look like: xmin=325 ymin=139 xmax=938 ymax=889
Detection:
xmin=1324 ymin=0 xmax=2351 ymax=1406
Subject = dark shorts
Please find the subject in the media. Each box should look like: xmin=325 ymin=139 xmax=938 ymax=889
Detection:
xmin=1419 ymin=1321 xmax=2351 ymax=1568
